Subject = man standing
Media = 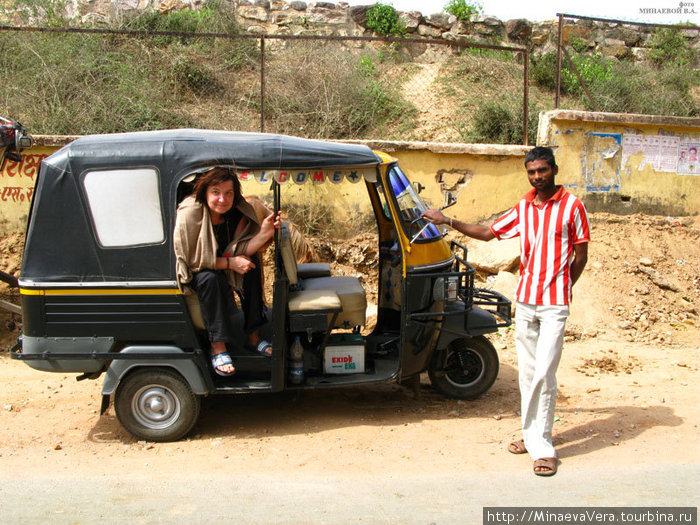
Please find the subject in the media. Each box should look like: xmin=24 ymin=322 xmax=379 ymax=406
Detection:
xmin=422 ymin=146 xmax=589 ymax=476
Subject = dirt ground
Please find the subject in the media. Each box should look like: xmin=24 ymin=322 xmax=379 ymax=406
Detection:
xmin=0 ymin=213 xmax=699 ymax=486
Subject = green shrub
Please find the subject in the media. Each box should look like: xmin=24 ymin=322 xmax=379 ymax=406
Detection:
xmin=443 ymin=0 xmax=482 ymax=21
xmin=647 ymin=27 xmax=696 ymax=67
xmin=561 ymin=52 xmax=614 ymax=97
xmin=172 ymin=56 xmax=220 ymax=93
xmin=365 ymin=3 xmax=406 ymax=37
xmin=530 ymin=51 xmax=558 ymax=91
xmin=8 ymin=0 xmax=71 ymax=27
xmin=531 ymin=50 xmax=614 ymax=97
xmin=464 ymin=96 xmax=538 ymax=145
xmin=263 ymin=43 xmax=415 ymax=139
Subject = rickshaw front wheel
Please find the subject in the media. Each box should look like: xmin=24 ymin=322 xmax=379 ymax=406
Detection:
xmin=115 ymin=367 xmax=201 ymax=442
xmin=428 ymin=336 xmax=499 ymax=400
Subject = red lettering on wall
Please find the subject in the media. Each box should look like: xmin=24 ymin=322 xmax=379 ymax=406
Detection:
xmin=0 ymin=186 xmax=33 ymax=202
xmin=1 ymin=154 xmax=47 ymax=180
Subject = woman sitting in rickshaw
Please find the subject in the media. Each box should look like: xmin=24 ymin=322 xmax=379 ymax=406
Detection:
xmin=174 ymin=167 xmax=281 ymax=375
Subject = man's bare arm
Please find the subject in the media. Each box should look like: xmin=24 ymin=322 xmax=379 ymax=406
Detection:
xmin=422 ymin=208 xmax=495 ymax=241
xmin=570 ymin=241 xmax=588 ymax=286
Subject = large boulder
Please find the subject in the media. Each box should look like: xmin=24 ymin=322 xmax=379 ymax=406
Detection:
xmin=505 ymin=18 xmax=531 ymax=43
xmin=487 ymin=270 xmax=519 ymax=311
xmin=467 ymin=237 xmax=520 ymax=274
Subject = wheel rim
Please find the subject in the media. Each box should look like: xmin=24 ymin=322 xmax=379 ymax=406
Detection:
xmin=444 ymin=347 xmax=485 ymax=387
xmin=131 ymin=384 xmax=181 ymax=430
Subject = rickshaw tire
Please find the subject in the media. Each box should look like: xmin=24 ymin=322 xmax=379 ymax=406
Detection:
xmin=427 ymin=336 xmax=499 ymax=400
xmin=114 ymin=367 xmax=201 ymax=443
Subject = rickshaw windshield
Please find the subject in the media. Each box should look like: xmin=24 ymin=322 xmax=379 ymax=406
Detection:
xmin=387 ymin=165 xmax=441 ymax=242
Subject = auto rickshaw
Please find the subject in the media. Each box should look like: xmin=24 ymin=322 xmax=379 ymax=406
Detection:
xmin=11 ymin=129 xmax=511 ymax=442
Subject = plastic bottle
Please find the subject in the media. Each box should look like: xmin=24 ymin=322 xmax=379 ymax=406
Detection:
xmin=288 ymin=336 xmax=304 ymax=385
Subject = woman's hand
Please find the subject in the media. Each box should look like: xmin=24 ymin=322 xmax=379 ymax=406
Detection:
xmin=218 ymin=255 xmax=256 ymax=275
xmin=260 ymin=210 xmax=282 ymax=239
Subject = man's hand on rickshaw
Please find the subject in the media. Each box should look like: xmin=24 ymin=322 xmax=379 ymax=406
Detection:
xmin=422 ymin=208 xmax=448 ymax=225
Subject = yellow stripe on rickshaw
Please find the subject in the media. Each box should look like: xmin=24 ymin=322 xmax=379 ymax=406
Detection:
xmin=20 ymin=288 xmax=182 ymax=296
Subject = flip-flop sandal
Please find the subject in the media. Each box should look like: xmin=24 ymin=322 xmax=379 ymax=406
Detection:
xmin=254 ymin=340 xmax=273 ymax=357
xmin=533 ymin=457 xmax=558 ymax=477
xmin=508 ymin=439 xmax=527 ymax=454
xmin=211 ymin=352 xmax=236 ymax=376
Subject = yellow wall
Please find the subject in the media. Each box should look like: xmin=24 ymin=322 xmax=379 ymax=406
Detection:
xmin=3 ymin=114 xmax=698 ymax=235
xmin=0 ymin=147 xmax=54 ymax=232
xmin=539 ymin=110 xmax=700 ymax=216
xmin=384 ymin=146 xmax=530 ymax=223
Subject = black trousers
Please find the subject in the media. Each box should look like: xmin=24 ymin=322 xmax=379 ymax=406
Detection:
xmin=189 ymin=254 xmax=266 ymax=344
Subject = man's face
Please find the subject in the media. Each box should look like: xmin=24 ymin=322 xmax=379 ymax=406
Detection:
xmin=526 ymin=159 xmax=557 ymax=193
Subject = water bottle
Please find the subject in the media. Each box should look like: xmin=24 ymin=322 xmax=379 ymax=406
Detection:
xmin=288 ymin=336 xmax=304 ymax=385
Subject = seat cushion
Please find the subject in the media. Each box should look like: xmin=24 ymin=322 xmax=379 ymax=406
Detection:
xmin=297 ymin=262 xmax=331 ymax=279
xmin=303 ymin=276 xmax=366 ymax=328
xmin=288 ymin=289 xmax=341 ymax=313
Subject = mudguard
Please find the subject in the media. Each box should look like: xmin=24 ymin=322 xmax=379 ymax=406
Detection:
xmin=435 ymin=303 xmax=500 ymax=350
xmin=102 ymin=346 xmax=209 ymax=395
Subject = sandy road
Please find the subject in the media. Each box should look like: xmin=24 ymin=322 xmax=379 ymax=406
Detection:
xmin=1 ymin=335 xmax=698 ymax=524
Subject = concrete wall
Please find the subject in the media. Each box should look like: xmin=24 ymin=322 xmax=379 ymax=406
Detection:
xmin=0 ymin=138 xmax=531 ymax=234
xmin=0 ymin=135 xmax=72 ymax=233
xmin=3 ymin=112 xmax=699 ymax=235
xmin=538 ymin=110 xmax=700 ymax=216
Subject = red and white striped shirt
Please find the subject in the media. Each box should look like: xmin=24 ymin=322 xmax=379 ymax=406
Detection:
xmin=490 ymin=187 xmax=590 ymax=306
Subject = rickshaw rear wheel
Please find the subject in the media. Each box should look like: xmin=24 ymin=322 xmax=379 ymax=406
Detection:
xmin=115 ymin=367 xmax=200 ymax=442
xmin=428 ymin=336 xmax=499 ymax=399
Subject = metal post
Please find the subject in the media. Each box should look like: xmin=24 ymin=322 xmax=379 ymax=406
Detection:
xmin=523 ymin=48 xmax=529 ymax=146
xmin=555 ymin=14 xmax=563 ymax=109
xmin=260 ymin=35 xmax=265 ymax=133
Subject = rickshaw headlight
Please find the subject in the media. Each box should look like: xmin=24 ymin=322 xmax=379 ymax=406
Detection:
xmin=433 ymin=277 xmax=459 ymax=303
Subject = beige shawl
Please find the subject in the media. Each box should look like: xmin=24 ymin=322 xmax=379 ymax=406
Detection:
xmin=174 ymin=195 xmax=261 ymax=292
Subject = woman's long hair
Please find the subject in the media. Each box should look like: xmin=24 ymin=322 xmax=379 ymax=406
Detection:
xmin=192 ymin=166 xmax=242 ymax=208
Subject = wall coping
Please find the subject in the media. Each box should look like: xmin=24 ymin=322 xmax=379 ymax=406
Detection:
xmin=537 ymin=110 xmax=700 ymax=146
xmin=30 ymin=135 xmax=532 ymax=157
xmin=31 ymin=134 xmax=81 ymax=147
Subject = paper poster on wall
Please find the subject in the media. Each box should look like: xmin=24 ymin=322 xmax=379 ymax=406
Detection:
xmin=677 ymin=139 xmax=700 ymax=175
xmin=622 ymin=134 xmax=680 ymax=173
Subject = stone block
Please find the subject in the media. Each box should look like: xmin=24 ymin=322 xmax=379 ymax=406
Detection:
xmin=600 ymin=44 xmax=628 ymax=59
xmin=349 ymin=4 xmax=370 ymax=26
xmin=399 ymin=11 xmax=421 ymax=32
xmin=417 ymin=24 xmax=442 ymax=38
xmin=505 ymin=18 xmax=531 ymax=43
xmin=307 ymin=6 xmax=346 ymax=24
xmin=562 ymin=24 xmax=591 ymax=45
xmin=238 ymin=5 xmax=268 ymax=22
xmin=467 ymin=237 xmax=520 ymax=275
xmin=426 ymin=13 xmax=454 ymax=30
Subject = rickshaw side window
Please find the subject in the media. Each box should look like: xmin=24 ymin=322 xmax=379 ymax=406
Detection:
xmin=82 ymin=168 xmax=165 ymax=247
xmin=386 ymin=165 xmax=441 ymax=241
xmin=374 ymin=181 xmax=392 ymax=220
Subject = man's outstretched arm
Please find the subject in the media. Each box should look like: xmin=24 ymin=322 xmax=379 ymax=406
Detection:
xmin=422 ymin=209 xmax=495 ymax=241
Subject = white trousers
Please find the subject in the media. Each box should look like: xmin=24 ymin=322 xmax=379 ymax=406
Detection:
xmin=515 ymin=301 xmax=569 ymax=460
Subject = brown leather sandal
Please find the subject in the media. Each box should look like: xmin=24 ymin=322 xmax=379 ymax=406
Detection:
xmin=533 ymin=457 xmax=558 ymax=476
xmin=508 ymin=439 xmax=527 ymax=454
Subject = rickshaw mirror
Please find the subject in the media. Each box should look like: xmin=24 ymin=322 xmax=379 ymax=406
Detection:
xmin=412 ymin=181 xmax=425 ymax=194
xmin=441 ymin=191 xmax=457 ymax=210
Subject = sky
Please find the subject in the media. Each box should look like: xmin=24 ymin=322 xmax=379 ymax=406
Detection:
xmin=342 ymin=0 xmax=700 ymax=25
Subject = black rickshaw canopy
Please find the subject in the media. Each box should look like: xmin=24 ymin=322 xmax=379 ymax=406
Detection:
xmin=20 ymin=130 xmax=382 ymax=285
